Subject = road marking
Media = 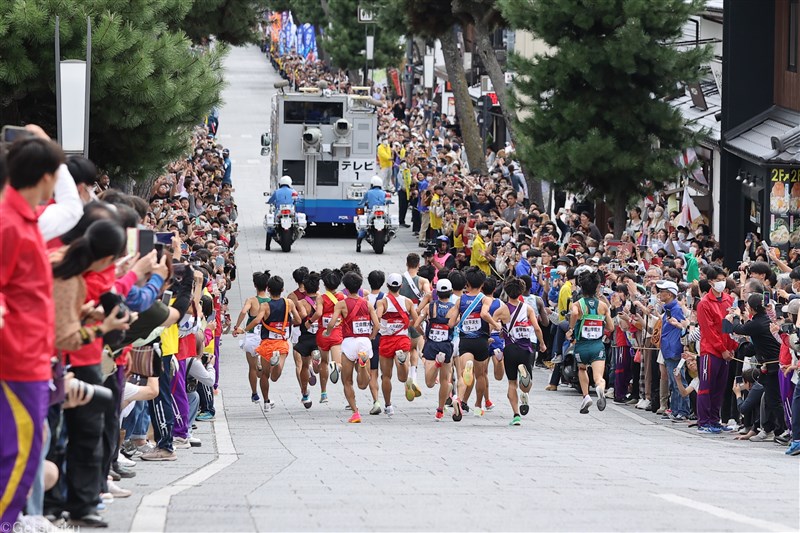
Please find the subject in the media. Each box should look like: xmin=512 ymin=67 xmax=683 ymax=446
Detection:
xmin=240 ymin=133 xmax=253 ymax=138
xmin=130 ymin=392 xmax=238 ymax=533
xmin=218 ymin=134 xmax=232 ymax=139
xmin=246 ymin=159 xmax=262 ymax=165
xmin=655 ymin=493 xmax=794 ymax=532
xmin=606 ymin=403 xmax=656 ymax=425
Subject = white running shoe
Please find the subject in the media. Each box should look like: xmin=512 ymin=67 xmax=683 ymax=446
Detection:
xmin=329 ymin=362 xmax=340 ymax=384
xmin=385 ymin=405 xmax=395 ymax=417
xmin=396 ymin=350 xmax=409 ymax=364
xmin=520 ymin=392 xmax=530 ymax=416
xmin=517 ymin=364 xmax=531 ymax=388
xmin=270 ymin=351 xmax=281 ymax=367
xmin=596 ymin=385 xmax=607 ymax=412
xmin=579 ymin=396 xmax=593 ymax=414
xmin=369 ymin=400 xmax=382 ymax=415
xmin=116 ymin=453 xmax=136 ymax=468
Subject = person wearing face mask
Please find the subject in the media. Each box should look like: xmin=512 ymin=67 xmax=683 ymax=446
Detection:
xmin=683 ymin=241 xmax=701 ymax=283
xmin=671 ymin=226 xmax=691 ymax=254
xmin=470 ymin=222 xmax=491 ymax=276
xmin=695 ymin=266 xmax=739 ymax=434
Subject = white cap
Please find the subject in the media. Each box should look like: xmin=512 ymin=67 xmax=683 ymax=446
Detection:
xmin=436 ymin=279 xmax=453 ymax=293
xmin=655 ymin=280 xmax=679 ymax=296
xmin=387 ymin=273 xmax=402 ymax=288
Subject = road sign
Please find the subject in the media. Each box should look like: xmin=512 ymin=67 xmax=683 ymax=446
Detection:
xmin=358 ymin=6 xmax=376 ymax=23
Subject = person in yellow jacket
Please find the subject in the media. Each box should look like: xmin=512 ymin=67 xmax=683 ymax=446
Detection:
xmin=470 ymin=222 xmax=491 ymax=275
xmin=429 ymin=183 xmax=444 ymax=237
xmin=377 ymin=138 xmax=393 ymax=191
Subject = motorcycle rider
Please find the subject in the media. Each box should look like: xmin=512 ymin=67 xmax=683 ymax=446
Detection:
xmin=266 ymin=175 xmax=297 ymax=251
xmin=356 ymin=175 xmax=388 ymax=253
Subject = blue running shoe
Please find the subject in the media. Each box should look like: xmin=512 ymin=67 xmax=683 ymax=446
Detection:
xmin=697 ymin=425 xmax=721 ymax=434
xmin=196 ymin=412 xmax=215 ymax=421
xmin=786 ymin=441 xmax=800 ymax=456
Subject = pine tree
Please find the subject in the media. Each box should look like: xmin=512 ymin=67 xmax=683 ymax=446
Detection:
xmin=181 ymin=0 xmax=271 ymax=46
xmin=500 ymin=0 xmax=710 ymax=235
xmin=0 ymin=0 xmax=226 ymax=182
xmin=324 ymin=0 xmax=403 ymax=72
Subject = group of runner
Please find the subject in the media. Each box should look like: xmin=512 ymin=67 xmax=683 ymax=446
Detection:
xmin=231 ymin=253 xmax=608 ymax=425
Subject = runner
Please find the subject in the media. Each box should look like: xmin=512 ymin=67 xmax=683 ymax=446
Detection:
xmin=497 ymin=278 xmax=547 ymax=426
xmin=287 ymin=266 xmax=316 ymax=390
xmin=323 ymin=272 xmax=379 ymax=423
xmin=376 ymin=273 xmax=420 ymax=415
xmin=307 ymin=268 xmax=345 ymax=404
xmin=566 ymin=270 xmax=614 ymax=414
xmin=414 ymin=278 xmax=459 ymax=421
xmin=247 ymin=276 xmax=302 ymax=411
xmin=366 ymin=270 xmax=387 ymax=415
xmin=399 ymin=253 xmax=430 ymax=394
xmin=482 ymin=276 xmax=502 ymax=411
xmin=295 ymin=272 xmax=322 ymax=409
xmin=232 ymin=271 xmax=271 ymax=403
xmin=455 ymin=267 xmax=500 ymax=417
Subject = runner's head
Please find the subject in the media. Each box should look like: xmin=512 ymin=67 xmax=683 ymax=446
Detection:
xmin=504 ymin=278 xmax=525 ymax=300
xmin=292 ymin=266 xmax=309 ymax=287
xmin=518 ymin=274 xmax=533 ymax=294
xmin=464 ymin=266 xmax=486 ymax=290
xmin=303 ymin=271 xmax=320 ymax=295
xmin=481 ymin=276 xmax=496 ymax=296
xmin=342 ymin=271 xmax=363 ymax=295
xmin=406 ymin=252 xmax=420 ymax=270
xmin=253 ymin=271 xmax=270 ymax=292
xmin=267 ymin=275 xmax=284 ymax=298
xmin=577 ymin=270 xmax=601 ymax=297
xmin=436 ymin=278 xmax=452 ymax=300
xmin=448 ymin=270 xmax=466 ymax=292
xmin=386 ymin=273 xmax=402 ymax=293
xmin=321 ymin=268 xmax=342 ymax=291
xmin=340 ymin=262 xmax=362 ymax=276
xmin=418 ymin=264 xmax=435 ymax=284
xmin=367 ymin=270 xmax=385 ymax=291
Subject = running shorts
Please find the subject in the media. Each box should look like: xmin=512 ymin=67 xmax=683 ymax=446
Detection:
xmin=294 ymin=333 xmax=318 ymax=358
xmin=341 ymin=337 xmax=373 ymax=362
xmin=316 ymin=329 xmax=343 ymax=352
xmin=379 ymin=334 xmax=412 ymax=358
xmin=459 ymin=336 xmax=490 ymax=361
xmin=503 ymin=343 xmax=533 ymax=382
xmin=574 ymin=340 xmax=606 ymax=365
xmin=422 ymin=340 xmax=454 ymax=363
xmin=255 ymin=339 xmax=289 ymax=359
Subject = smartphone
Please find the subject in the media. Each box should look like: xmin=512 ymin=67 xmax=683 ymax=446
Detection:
xmin=735 ymin=376 xmax=744 ymax=385
xmin=195 ymin=230 xmax=206 ymax=237
xmin=126 ymin=227 xmax=139 ymax=258
xmin=676 ymin=358 xmax=686 ymax=371
xmin=763 ymin=292 xmax=771 ymax=305
xmin=1 ymin=125 xmax=33 ymax=144
xmin=217 ymin=245 xmax=229 ymax=253
xmin=215 ymin=256 xmax=225 ymax=269
xmin=138 ymin=229 xmax=155 ymax=257
xmin=155 ymin=232 xmax=173 ymax=245
xmin=161 ymin=290 xmax=173 ymax=305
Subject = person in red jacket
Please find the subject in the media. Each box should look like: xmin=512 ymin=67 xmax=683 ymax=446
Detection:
xmin=696 ymin=266 xmax=738 ymax=434
xmin=0 ymin=136 xmax=63 ymax=527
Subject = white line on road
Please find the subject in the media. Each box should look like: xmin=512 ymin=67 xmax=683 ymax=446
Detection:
xmin=606 ymin=402 xmax=656 ymax=425
xmin=130 ymin=392 xmax=238 ymax=533
xmin=240 ymin=133 xmax=253 ymax=138
xmin=245 ymin=159 xmax=262 ymax=165
xmin=218 ymin=134 xmax=232 ymax=139
xmin=655 ymin=493 xmax=794 ymax=532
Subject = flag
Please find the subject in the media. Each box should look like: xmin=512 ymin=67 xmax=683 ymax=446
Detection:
xmin=677 ymin=187 xmax=701 ymax=229
xmin=677 ymin=147 xmax=708 ymax=186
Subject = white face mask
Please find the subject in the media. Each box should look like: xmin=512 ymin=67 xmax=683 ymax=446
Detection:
xmin=678 ymin=232 xmax=687 ymax=240
xmin=589 ymin=246 xmax=597 ymax=254
xmin=501 ymin=234 xmax=511 ymax=243
xmin=479 ymin=229 xmax=489 ymax=237
xmin=712 ymin=280 xmax=726 ymax=293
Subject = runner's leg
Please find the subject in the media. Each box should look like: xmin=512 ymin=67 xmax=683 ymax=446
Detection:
xmin=380 ymin=356 xmax=394 ymax=407
xmin=341 ymin=358 xmax=358 ymax=412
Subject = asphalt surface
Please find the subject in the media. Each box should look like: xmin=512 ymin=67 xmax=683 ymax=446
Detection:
xmin=104 ymin=45 xmax=800 ymax=533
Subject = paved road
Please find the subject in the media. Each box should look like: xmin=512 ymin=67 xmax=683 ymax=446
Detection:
xmin=106 ymin=46 xmax=799 ymax=532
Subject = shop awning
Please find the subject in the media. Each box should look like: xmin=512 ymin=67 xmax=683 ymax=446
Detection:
xmin=723 ymin=106 xmax=800 ymax=166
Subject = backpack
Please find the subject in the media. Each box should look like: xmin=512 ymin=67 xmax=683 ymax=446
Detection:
xmin=576 ymin=298 xmax=604 ymax=341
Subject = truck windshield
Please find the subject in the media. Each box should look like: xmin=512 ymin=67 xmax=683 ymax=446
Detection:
xmin=283 ymin=101 xmax=344 ymax=125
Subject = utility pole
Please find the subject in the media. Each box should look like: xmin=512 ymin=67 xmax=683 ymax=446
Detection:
xmin=405 ymin=36 xmax=413 ymax=108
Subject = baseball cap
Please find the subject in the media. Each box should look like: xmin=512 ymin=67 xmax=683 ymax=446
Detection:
xmin=387 ymin=273 xmax=403 ymax=288
xmin=655 ymin=280 xmax=679 ymax=296
xmin=436 ymin=279 xmax=453 ymax=293
xmin=783 ymin=299 xmax=800 ymax=315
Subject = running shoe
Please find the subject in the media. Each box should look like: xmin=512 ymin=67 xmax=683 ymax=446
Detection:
xmin=510 ymin=415 xmax=521 ymax=426
xmin=329 ymin=362 xmax=340 ymax=384
xmin=412 ymin=381 xmax=422 ymax=398
xmin=493 ymin=348 xmax=503 ymax=362
xmin=196 ymin=412 xmax=215 ymax=421
xmin=255 ymin=357 xmax=263 ymax=372
xmin=460 ymin=401 xmax=470 ymax=413
xmin=369 ymin=400 xmax=382 ymax=415
xmin=445 ymin=396 xmax=453 ymax=408
xmin=320 ymin=392 xmax=328 ymax=403
xmin=579 ymin=396 xmax=593 ymax=414
xmin=385 ymin=405 xmax=395 ymax=417
xmin=302 ymin=394 xmax=312 ymax=409
xmin=786 ymin=441 xmax=800 ymax=456
xmin=405 ymin=381 xmax=416 ymax=401
xmin=485 ymin=399 xmax=494 ymax=410
xmin=697 ymin=425 xmax=722 ymax=434
xmin=357 ymin=351 xmax=369 ymax=368
xmin=669 ymin=414 xmax=688 ymax=423
xmin=463 ymin=360 xmax=474 ymax=387
xmin=348 ymin=411 xmax=361 ymax=423
xmin=596 ymin=385 xmax=607 ymax=412
xmin=520 ymin=392 xmax=529 ymax=416
xmin=518 ymin=364 xmax=531 ymax=388
xmin=270 ymin=351 xmax=281 ymax=367
xmin=452 ymin=400 xmax=463 ymax=422
xmin=435 ymin=409 xmax=444 ymax=421
xmin=774 ymin=431 xmax=791 ymax=445
xmin=308 ymin=368 xmax=317 ymax=387
xmin=749 ymin=430 xmax=774 ymax=442
xmin=473 ymin=407 xmax=485 ymax=417
xmin=263 ymin=399 xmax=275 ymax=411
xmin=435 ymin=351 xmax=446 ymax=365
xmin=251 ymin=393 xmax=260 ymax=403
xmin=714 ymin=422 xmax=734 ymax=432
xmin=397 ymin=350 xmax=409 ymax=364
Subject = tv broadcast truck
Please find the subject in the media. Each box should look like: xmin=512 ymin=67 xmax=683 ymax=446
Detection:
xmin=261 ymin=83 xmax=392 ymax=232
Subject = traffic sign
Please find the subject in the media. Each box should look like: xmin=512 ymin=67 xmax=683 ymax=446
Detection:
xmin=358 ymin=6 xmax=376 ymax=23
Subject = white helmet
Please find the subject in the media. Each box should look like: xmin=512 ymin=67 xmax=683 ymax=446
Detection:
xmin=279 ymin=175 xmax=292 ymax=186
xmin=370 ymin=175 xmax=383 ymax=187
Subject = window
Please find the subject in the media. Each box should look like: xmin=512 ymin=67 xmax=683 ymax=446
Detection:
xmin=316 ymin=161 xmax=339 ymax=186
xmin=791 ymin=0 xmax=798 ymax=72
xmin=283 ymin=100 xmax=344 ymax=125
xmin=281 ymin=160 xmax=306 ymax=185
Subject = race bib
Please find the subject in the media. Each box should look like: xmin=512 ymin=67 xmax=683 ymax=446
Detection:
xmin=307 ymin=322 xmax=319 ymax=334
xmin=322 ymin=316 xmax=335 ymax=328
xmin=382 ymin=319 xmax=406 ymax=335
xmin=428 ymin=323 xmax=449 ymax=342
xmin=267 ymin=325 xmax=286 ymax=340
xmin=511 ymin=325 xmax=532 ymax=340
xmin=581 ymin=319 xmax=604 ymax=340
xmin=462 ymin=315 xmax=481 ymax=333
xmin=352 ymin=320 xmax=372 ymax=335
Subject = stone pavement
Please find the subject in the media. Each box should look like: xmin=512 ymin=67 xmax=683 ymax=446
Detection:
xmin=105 ymin=46 xmax=799 ymax=532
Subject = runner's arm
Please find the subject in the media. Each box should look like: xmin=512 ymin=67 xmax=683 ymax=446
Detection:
xmin=376 ymin=298 xmax=387 ymax=319
xmin=307 ymin=295 xmax=323 ymax=323
xmin=446 ymin=305 xmax=459 ymax=328
xmin=233 ymin=299 xmax=252 ymax=335
xmin=323 ymin=301 xmax=345 ymax=336
xmin=413 ymin=304 xmax=428 ymax=329
xmin=528 ymin=305 xmax=547 ymax=350
xmin=245 ymin=302 xmax=268 ymax=331
xmin=480 ymin=298 xmax=500 ymax=331
xmin=407 ymin=299 xmax=420 ymax=332
xmin=289 ymin=300 xmax=302 ymax=326
xmin=368 ymin=304 xmax=380 ymax=340
xmin=602 ymin=302 xmax=614 ymax=331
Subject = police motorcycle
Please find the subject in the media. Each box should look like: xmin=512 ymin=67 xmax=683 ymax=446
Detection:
xmin=264 ymin=175 xmax=307 ymax=253
xmin=355 ymin=175 xmax=398 ymax=254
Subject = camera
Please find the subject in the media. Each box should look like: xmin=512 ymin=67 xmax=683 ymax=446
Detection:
xmin=68 ymin=378 xmax=114 ymax=408
xmin=422 ymin=241 xmax=436 ymax=258
xmin=780 ymin=323 xmax=796 ymax=334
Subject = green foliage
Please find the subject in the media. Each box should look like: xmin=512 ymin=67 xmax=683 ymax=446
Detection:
xmin=0 ymin=0 xmax=227 ymax=182
xmin=324 ymin=0 xmax=403 ymax=71
xmin=400 ymin=0 xmax=458 ymax=39
xmin=181 ymin=0 xmax=270 ymax=46
xmin=500 ymin=0 xmax=711 ymax=203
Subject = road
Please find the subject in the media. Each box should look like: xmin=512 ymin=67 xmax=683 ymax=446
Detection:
xmin=106 ymin=46 xmax=800 ymax=533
